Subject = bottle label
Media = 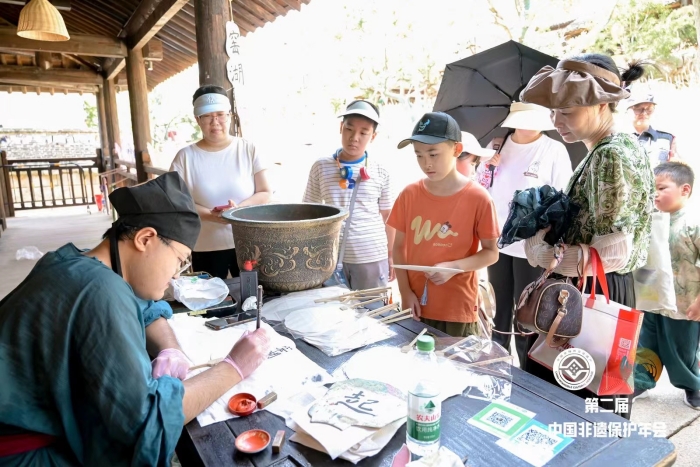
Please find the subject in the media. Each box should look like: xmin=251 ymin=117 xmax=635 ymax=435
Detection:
xmin=407 ymin=392 xmax=441 ymax=442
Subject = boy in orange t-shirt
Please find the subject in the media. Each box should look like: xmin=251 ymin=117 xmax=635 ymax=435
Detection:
xmin=387 ymin=112 xmax=500 ymax=337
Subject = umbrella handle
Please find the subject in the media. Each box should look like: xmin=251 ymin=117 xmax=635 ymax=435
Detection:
xmin=488 ymin=165 xmax=496 ymax=188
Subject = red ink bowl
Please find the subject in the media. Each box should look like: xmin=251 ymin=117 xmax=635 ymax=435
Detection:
xmin=228 ymin=393 xmax=257 ymax=417
xmin=235 ymin=429 xmax=271 ymax=454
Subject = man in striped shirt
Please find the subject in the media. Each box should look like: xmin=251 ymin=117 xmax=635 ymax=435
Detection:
xmin=303 ymin=100 xmax=395 ymax=290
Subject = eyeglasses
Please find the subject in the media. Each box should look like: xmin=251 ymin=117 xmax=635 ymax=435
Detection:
xmin=167 ymin=243 xmax=192 ymax=276
xmin=632 ymin=106 xmax=655 ymax=115
xmin=198 ymin=113 xmax=231 ymax=124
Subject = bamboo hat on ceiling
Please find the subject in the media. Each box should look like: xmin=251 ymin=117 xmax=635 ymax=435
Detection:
xmin=17 ymin=0 xmax=70 ymax=42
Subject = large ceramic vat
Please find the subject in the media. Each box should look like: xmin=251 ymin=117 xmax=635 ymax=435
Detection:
xmin=222 ymin=203 xmax=348 ymax=292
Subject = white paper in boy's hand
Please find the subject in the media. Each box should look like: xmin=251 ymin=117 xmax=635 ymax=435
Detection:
xmin=496 ymin=420 xmax=573 ymax=467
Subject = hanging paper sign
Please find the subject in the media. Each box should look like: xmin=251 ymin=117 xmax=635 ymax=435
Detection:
xmin=225 ymin=21 xmax=244 ymax=87
xmin=225 ymin=21 xmax=241 ymax=57
xmin=227 ymin=59 xmax=244 ymax=87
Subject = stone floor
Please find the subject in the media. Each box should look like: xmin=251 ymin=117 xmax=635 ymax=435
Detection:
xmin=0 ymin=205 xmax=112 ymax=299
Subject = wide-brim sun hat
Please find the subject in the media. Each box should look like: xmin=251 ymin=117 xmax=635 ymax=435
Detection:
xmin=501 ymin=102 xmax=555 ymax=131
xmin=460 ymin=131 xmax=496 ymax=162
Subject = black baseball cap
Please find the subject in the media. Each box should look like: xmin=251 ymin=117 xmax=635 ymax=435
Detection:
xmin=397 ymin=112 xmax=461 ymax=149
xmin=109 ymin=172 xmax=201 ymax=250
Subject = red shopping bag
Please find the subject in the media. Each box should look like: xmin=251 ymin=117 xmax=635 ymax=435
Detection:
xmin=529 ymin=248 xmax=644 ymax=395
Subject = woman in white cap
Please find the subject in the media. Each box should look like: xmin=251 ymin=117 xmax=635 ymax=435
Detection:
xmin=170 ymin=85 xmax=273 ymax=280
xmin=474 ymin=102 xmax=573 ymax=360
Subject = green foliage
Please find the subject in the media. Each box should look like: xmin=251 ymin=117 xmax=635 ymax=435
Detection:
xmin=83 ymin=100 xmax=97 ymax=129
xmin=592 ymin=2 xmax=697 ymax=77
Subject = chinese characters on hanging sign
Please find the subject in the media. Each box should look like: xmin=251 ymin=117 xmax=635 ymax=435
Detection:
xmin=333 ymin=390 xmax=379 ymax=417
xmin=225 ymin=21 xmax=244 ymax=87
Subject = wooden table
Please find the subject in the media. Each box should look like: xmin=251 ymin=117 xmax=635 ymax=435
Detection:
xmin=175 ymin=280 xmax=676 ymax=467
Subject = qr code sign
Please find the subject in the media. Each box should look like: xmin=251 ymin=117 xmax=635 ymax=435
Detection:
xmin=514 ymin=426 xmax=560 ymax=448
xmin=483 ymin=409 xmax=518 ymax=431
xmin=619 ymin=338 xmax=632 ymax=350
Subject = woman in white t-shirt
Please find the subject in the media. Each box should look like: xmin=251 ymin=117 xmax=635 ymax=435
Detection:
xmin=475 ymin=102 xmax=573 ymax=361
xmin=170 ymin=85 xmax=272 ymax=279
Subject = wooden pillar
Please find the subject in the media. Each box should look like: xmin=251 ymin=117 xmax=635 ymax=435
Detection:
xmin=125 ymin=46 xmax=151 ymax=183
xmin=103 ymin=78 xmax=121 ymax=166
xmin=194 ymin=0 xmax=235 ymax=134
xmin=96 ymin=87 xmax=110 ymax=171
xmin=0 ymin=150 xmax=13 ymax=218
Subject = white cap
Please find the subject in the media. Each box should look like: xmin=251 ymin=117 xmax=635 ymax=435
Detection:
xmin=193 ymin=93 xmax=232 ymax=117
xmin=626 ymin=93 xmax=656 ymax=109
xmin=461 ymin=131 xmax=496 ymax=161
xmin=337 ymin=100 xmax=381 ymax=126
xmin=501 ymin=102 xmax=554 ymax=131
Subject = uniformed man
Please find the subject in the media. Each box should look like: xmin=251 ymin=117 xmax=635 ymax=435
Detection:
xmin=627 ymin=93 xmax=680 ymax=167
xmin=0 ymin=172 xmax=271 ymax=465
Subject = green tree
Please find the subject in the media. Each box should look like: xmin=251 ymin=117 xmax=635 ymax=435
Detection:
xmin=83 ymin=100 xmax=97 ymax=129
xmin=592 ymin=1 xmax=697 ymax=80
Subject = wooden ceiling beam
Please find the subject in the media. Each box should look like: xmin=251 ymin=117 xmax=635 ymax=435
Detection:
xmin=229 ymin=3 xmax=264 ymax=31
xmin=0 ymin=27 xmax=127 ymax=58
xmin=127 ymin=0 xmax=190 ymax=50
xmin=35 ymin=51 xmax=52 ymax=70
xmin=235 ymin=0 xmax=276 ymax=24
xmin=102 ymin=57 xmax=125 ymax=81
xmin=278 ymin=0 xmax=303 ymax=11
xmin=0 ymin=0 xmax=71 ymax=11
xmin=0 ymin=65 xmax=102 ymax=86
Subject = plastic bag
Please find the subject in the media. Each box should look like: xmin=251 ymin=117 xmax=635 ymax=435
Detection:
xmin=633 ymin=211 xmax=677 ymax=313
xmin=16 ymin=246 xmax=44 ymax=261
xmin=274 ymin=308 xmax=396 ymax=357
xmin=435 ymin=335 xmax=513 ymax=403
xmin=168 ymin=276 xmax=229 ymax=311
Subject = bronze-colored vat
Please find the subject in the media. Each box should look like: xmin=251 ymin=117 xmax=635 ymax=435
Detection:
xmin=222 ymin=204 xmax=349 ymax=292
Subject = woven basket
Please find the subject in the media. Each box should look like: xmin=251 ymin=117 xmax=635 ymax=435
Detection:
xmin=17 ymin=0 xmax=70 ymax=42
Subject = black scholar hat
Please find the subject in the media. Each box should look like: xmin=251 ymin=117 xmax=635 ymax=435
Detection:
xmin=108 ymin=172 xmax=201 ymax=250
xmin=397 ymin=112 xmax=462 ymax=149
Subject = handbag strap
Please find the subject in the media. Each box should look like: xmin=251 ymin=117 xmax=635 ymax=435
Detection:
xmin=577 ymin=244 xmax=590 ymax=291
xmin=545 ymin=289 xmax=572 ymax=348
xmin=337 ymin=177 xmax=361 ymax=265
xmin=588 ymin=247 xmax=611 ymax=304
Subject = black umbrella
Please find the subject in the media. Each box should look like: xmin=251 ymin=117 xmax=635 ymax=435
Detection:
xmin=433 ymin=40 xmax=587 ymax=170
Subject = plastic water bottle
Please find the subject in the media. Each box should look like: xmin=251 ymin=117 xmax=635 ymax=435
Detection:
xmin=406 ymin=335 xmax=441 ymax=457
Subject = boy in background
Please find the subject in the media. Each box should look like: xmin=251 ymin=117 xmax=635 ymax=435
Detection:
xmin=634 ymin=162 xmax=700 ymax=409
xmin=387 ymin=112 xmax=500 ymax=337
xmin=303 ymin=100 xmax=395 ymax=290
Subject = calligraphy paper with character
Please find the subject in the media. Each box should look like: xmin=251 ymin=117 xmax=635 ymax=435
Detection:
xmin=308 ymin=379 xmax=406 ymax=430
xmin=168 ymin=315 xmax=335 ymax=427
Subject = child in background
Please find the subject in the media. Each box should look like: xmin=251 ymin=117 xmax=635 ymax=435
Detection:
xmin=455 ymin=131 xmax=496 ymax=180
xmin=387 ymin=112 xmax=500 ymax=337
xmin=303 ymin=100 xmax=395 ymax=290
xmin=634 ymin=162 xmax=700 ymax=409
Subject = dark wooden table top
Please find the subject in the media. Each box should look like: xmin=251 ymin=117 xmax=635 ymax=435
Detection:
xmin=175 ymin=279 xmax=676 ymax=467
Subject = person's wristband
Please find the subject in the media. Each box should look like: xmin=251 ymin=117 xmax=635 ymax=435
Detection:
xmin=223 ymin=355 xmax=243 ymax=379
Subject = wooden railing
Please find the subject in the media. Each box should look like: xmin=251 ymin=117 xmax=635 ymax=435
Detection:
xmin=98 ymin=152 xmax=168 ymax=217
xmin=0 ymin=150 xmax=101 ymax=212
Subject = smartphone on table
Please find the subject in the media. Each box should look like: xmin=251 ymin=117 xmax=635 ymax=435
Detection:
xmin=205 ymin=311 xmax=257 ymax=330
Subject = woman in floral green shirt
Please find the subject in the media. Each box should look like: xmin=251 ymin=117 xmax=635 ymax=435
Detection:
xmin=517 ymin=54 xmax=655 ymax=420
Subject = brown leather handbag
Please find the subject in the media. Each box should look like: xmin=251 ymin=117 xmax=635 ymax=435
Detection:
xmin=515 ymin=244 xmax=587 ymax=347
